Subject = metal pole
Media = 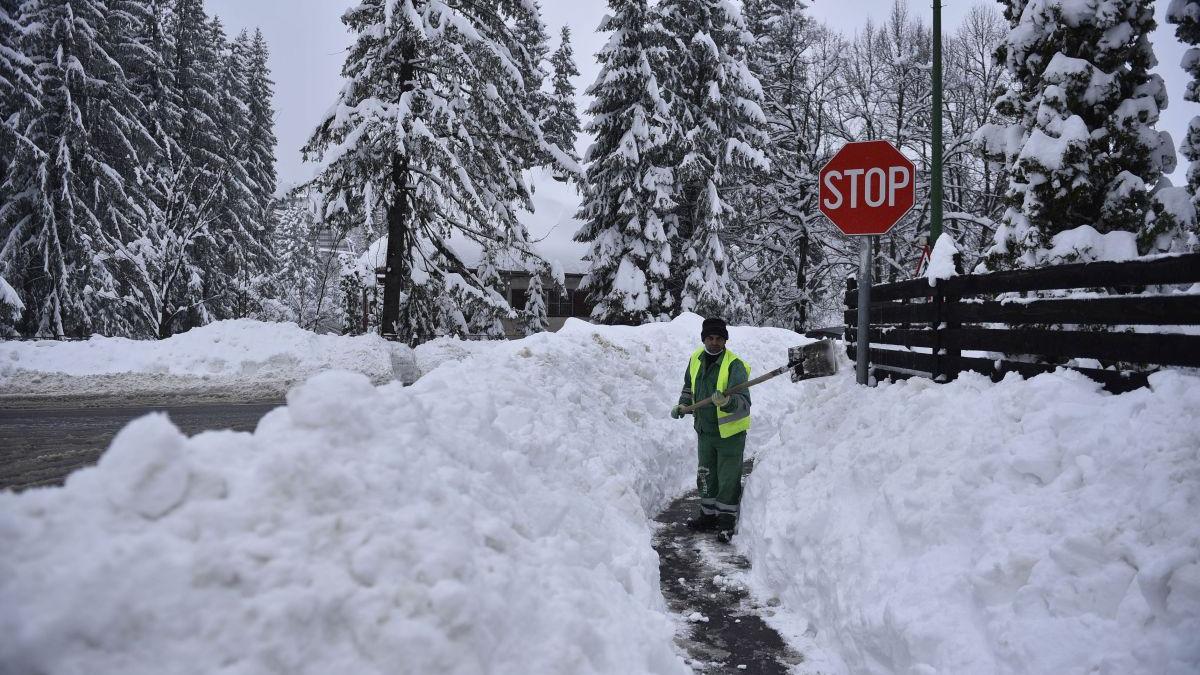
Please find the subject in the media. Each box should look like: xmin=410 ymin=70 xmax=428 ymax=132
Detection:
xmin=930 ymin=0 xmax=944 ymax=245
xmin=856 ymin=236 xmax=872 ymax=385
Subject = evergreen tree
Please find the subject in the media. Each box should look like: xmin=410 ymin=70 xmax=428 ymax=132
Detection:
xmin=468 ymin=248 xmax=508 ymax=338
xmin=1152 ymin=0 xmax=1200 ymax=252
xmin=738 ymin=0 xmax=819 ymax=331
xmin=215 ymin=24 xmax=270 ymax=319
xmin=1170 ymin=0 xmax=1200 ymax=197
xmin=0 ymin=0 xmax=37 ymax=183
xmin=168 ymin=0 xmax=228 ymax=328
xmin=245 ymin=29 xmax=277 ymax=219
xmin=303 ymin=0 xmax=571 ymax=344
xmin=1 ymin=0 xmax=161 ymax=336
xmin=975 ymin=0 xmax=1176 ymax=265
xmin=575 ymin=0 xmax=677 ymax=325
xmin=522 ymin=270 xmax=548 ymax=335
xmin=546 ymin=26 xmax=582 ymax=173
xmin=269 ymin=199 xmax=322 ymax=326
xmin=657 ymin=0 xmax=770 ymax=316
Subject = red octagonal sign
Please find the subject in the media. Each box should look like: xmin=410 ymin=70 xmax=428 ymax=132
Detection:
xmin=819 ymin=140 xmax=916 ymax=236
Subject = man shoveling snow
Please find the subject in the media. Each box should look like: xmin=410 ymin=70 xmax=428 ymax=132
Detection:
xmin=671 ymin=317 xmax=753 ymax=544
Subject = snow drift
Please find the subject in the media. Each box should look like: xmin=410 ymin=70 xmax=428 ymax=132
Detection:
xmin=741 ymin=368 xmax=1200 ymax=674
xmin=0 ymin=319 xmax=417 ymax=404
xmin=2 ymin=315 xmax=1197 ymax=674
xmin=0 ymin=315 xmax=803 ymax=674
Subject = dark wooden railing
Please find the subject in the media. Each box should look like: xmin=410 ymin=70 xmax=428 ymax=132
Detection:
xmin=844 ymin=253 xmax=1200 ymax=393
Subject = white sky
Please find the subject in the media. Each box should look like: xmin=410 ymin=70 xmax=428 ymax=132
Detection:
xmin=204 ymin=0 xmax=1195 ymax=191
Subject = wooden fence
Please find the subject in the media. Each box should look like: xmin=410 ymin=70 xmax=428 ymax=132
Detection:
xmin=844 ymin=252 xmax=1200 ymax=393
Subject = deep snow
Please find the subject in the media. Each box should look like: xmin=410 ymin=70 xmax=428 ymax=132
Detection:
xmin=0 ymin=319 xmax=417 ymax=403
xmin=1 ymin=315 xmax=1197 ymax=674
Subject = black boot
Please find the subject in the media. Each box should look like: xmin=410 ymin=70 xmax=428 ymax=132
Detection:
xmin=685 ymin=513 xmax=718 ymax=531
xmin=715 ymin=513 xmax=737 ymax=544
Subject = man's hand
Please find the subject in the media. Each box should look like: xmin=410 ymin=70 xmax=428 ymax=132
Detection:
xmin=711 ymin=390 xmax=730 ymax=407
xmin=670 ymin=405 xmax=685 ymax=419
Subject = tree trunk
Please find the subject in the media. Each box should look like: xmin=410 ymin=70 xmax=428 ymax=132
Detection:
xmin=379 ymin=48 xmax=415 ymax=340
xmin=794 ymin=232 xmax=810 ymax=332
xmin=380 ymin=151 xmax=411 ymax=340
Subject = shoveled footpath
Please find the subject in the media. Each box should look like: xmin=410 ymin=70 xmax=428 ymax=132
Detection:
xmin=653 ymin=460 xmax=803 ymax=674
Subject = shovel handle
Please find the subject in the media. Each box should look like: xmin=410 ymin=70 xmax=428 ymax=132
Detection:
xmin=677 ymin=362 xmax=795 ymax=414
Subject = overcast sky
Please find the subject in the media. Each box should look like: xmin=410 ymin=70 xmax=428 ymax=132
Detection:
xmin=204 ymin=0 xmax=1196 ymax=191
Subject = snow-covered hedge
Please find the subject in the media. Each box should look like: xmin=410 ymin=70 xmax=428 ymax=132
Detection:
xmin=741 ymin=369 xmax=1200 ymax=674
xmin=0 ymin=319 xmax=416 ymax=402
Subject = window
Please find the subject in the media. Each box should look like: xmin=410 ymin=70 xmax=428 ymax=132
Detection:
xmin=548 ymin=287 xmax=572 ymax=317
xmin=511 ymin=288 xmax=529 ymax=310
xmin=571 ymin=288 xmax=591 ymax=318
xmin=510 ymin=281 xmax=594 ymax=319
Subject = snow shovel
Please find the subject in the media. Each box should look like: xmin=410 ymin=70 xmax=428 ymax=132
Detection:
xmin=678 ymin=340 xmax=840 ymax=414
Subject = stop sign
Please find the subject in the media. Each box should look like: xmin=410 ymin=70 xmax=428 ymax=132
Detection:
xmin=819 ymin=140 xmax=916 ymax=236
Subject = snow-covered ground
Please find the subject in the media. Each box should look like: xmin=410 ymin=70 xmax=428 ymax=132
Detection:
xmin=2 ymin=315 xmax=1197 ymax=674
xmin=0 ymin=320 xmax=417 ymax=404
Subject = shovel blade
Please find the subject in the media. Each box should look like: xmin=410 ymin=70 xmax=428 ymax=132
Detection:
xmin=789 ymin=340 xmax=839 ymax=382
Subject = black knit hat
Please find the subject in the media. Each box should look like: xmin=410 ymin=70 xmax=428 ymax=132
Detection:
xmin=701 ymin=317 xmax=729 ymax=340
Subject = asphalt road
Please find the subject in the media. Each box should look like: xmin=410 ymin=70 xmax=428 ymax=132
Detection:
xmin=0 ymin=402 xmax=281 ymax=491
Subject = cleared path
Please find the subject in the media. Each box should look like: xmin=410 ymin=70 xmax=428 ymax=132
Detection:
xmin=653 ymin=460 xmax=803 ymax=673
xmin=0 ymin=402 xmax=280 ymax=491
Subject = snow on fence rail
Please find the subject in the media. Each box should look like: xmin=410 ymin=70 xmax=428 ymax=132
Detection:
xmin=843 ymin=252 xmax=1200 ymax=392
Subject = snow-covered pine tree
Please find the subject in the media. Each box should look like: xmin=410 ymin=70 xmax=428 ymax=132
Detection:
xmin=0 ymin=0 xmax=162 ymax=337
xmin=167 ymin=0 xmax=228 ymax=329
xmin=737 ymin=0 xmax=820 ymax=331
xmin=1148 ymin=0 xmax=1200 ymax=253
xmin=269 ymin=199 xmax=322 ymax=327
xmin=245 ymin=29 xmax=277 ymax=220
xmin=575 ymin=0 xmax=678 ymax=325
xmin=656 ymin=0 xmax=770 ymax=317
xmin=303 ymin=0 xmax=573 ymax=344
xmin=468 ymin=248 xmax=508 ymax=338
xmin=1169 ymin=1 xmax=1200 ymax=195
xmin=974 ymin=0 xmax=1176 ymax=266
xmin=0 ymin=0 xmax=37 ymax=185
xmin=546 ymin=26 xmax=582 ymax=175
xmin=522 ymin=270 xmax=548 ymax=335
xmin=212 ymin=22 xmax=269 ymax=320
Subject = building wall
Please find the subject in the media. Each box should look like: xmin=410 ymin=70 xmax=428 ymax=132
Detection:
xmin=502 ymin=273 xmax=593 ymax=336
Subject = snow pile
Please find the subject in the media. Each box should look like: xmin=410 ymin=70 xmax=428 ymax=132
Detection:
xmin=1044 ymin=224 xmax=1139 ymax=264
xmin=924 ymin=233 xmax=960 ymax=286
xmin=740 ymin=369 xmax=1200 ymax=675
xmin=0 ymin=314 xmax=804 ymax=674
xmin=0 ymin=320 xmax=416 ymax=403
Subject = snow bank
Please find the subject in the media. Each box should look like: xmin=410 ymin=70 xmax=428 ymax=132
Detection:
xmin=0 ymin=314 xmax=805 ymax=674
xmin=740 ymin=368 xmax=1200 ymax=675
xmin=0 ymin=320 xmax=417 ymax=403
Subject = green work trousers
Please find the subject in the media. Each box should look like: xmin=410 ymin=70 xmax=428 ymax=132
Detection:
xmin=696 ymin=430 xmax=746 ymax=519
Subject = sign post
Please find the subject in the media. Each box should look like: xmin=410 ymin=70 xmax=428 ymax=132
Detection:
xmin=819 ymin=140 xmax=916 ymax=386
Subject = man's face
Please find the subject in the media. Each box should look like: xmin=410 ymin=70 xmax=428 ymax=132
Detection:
xmin=703 ymin=334 xmax=727 ymax=353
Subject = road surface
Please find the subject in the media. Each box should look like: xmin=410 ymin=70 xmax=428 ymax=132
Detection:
xmin=0 ymin=402 xmax=281 ymax=491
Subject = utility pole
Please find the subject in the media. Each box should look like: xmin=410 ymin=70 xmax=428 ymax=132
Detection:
xmin=930 ymin=0 xmax=944 ymax=245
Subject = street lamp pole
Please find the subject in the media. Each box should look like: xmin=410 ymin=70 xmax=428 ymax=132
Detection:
xmin=931 ymin=0 xmax=944 ymax=246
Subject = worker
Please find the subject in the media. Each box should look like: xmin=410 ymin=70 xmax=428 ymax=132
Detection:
xmin=670 ymin=317 xmax=751 ymax=543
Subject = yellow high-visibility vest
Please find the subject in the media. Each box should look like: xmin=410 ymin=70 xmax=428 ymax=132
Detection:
xmin=688 ymin=348 xmax=752 ymax=438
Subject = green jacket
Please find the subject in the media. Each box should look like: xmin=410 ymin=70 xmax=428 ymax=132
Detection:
xmin=678 ymin=349 xmax=751 ymax=435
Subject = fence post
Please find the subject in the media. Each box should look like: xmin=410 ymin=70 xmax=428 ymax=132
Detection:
xmin=943 ymin=282 xmax=961 ymax=381
xmin=845 ymin=275 xmax=858 ymax=362
xmin=931 ymin=279 xmax=945 ymax=381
